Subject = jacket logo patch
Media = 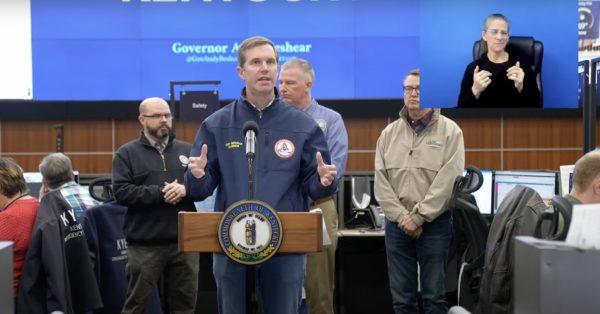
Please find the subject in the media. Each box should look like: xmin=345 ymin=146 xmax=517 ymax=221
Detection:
xmin=226 ymin=141 xmax=243 ymax=149
xmin=315 ymin=118 xmax=327 ymax=133
xmin=426 ymin=140 xmax=443 ymax=149
xmin=274 ymin=139 xmax=295 ymax=159
xmin=179 ymin=155 xmax=189 ymax=167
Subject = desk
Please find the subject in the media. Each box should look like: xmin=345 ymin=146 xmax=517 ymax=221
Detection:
xmin=335 ymin=229 xmax=393 ymax=314
xmin=514 ymin=236 xmax=600 ymax=314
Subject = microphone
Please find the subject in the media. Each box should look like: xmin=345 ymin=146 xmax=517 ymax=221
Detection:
xmin=242 ymin=121 xmax=259 ymax=158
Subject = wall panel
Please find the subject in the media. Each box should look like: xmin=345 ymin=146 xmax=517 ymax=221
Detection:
xmin=0 ymin=114 xmax=591 ymax=173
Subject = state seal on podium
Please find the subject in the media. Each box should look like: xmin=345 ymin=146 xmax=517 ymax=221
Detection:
xmin=218 ymin=200 xmax=283 ymax=265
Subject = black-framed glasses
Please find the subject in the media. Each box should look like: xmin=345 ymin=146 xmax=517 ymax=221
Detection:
xmin=485 ymin=28 xmax=509 ymax=38
xmin=143 ymin=113 xmax=172 ymax=120
xmin=403 ymin=85 xmax=419 ymax=94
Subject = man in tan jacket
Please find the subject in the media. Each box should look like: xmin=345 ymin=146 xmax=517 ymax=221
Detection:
xmin=374 ymin=69 xmax=464 ymax=314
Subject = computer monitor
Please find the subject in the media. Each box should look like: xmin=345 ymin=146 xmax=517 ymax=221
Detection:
xmin=23 ymin=172 xmax=43 ymax=198
xmin=559 ymin=165 xmax=575 ymax=196
xmin=493 ymin=171 xmax=557 ymax=211
xmin=23 ymin=170 xmax=80 ymax=198
xmin=463 ymin=169 xmax=493 ymax=215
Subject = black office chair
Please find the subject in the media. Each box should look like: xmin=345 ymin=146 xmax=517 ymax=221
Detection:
xmin=447 ymin=165 xmax=490 ymax=311
xmin=534 ymin=195 xmax=573 ymax=241
xmin=88 ymin=176 xmax=114 ymax=202
xmin=473 ymin=36 xmax=544 ymax=106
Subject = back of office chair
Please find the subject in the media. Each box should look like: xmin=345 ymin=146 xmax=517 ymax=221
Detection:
xmin=448 ymin=165 xmax=489 ymax=311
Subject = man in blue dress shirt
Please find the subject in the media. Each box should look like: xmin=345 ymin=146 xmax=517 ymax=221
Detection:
xmin=280 ymin=58 xmax=349 ymax=314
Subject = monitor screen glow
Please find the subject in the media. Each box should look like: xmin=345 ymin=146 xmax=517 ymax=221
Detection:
xmin=463 ymin=169 xmax=493 ymax=215
xmin=494 ymin=171 xmax=557 ymax=210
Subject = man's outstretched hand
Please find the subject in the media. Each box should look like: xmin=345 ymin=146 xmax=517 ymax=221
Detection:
xmin=188 ymin=144 xmax=208 ymax=179
xmin=316 ymin=151 xmax=337 ymax=187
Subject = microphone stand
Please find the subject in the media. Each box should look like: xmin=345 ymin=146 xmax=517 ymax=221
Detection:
xmin=248 ymin=151 xmax=254 ymax=200
xmin=246 ymin=149 xmax=260 ymax=314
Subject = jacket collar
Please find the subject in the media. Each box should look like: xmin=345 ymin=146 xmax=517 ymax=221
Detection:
xmin=399 ymin=107 xmax=440 ymax=125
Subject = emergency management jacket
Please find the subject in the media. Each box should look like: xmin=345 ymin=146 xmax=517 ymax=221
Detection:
xmin=185 ymin=91 xmax=336 ymax=212
xmin=374 ymin=108 xmax=465 ymax=226
xmin=18 ymin=188 xmax=103 ymax=314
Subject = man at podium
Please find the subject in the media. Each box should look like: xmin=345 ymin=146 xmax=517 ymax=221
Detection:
xmin=185 ymin=36 xmax=338 ymax=314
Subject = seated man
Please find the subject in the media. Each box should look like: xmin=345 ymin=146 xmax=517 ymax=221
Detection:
xmin=18 ymin=153 xmax=103 ymax=313
xmin=38 ymin=153 xmax=100 ymax=216
xmin=566 ymin=150 xmax=600 ymax=205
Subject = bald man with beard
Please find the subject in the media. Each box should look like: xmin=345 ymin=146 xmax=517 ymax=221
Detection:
xmin=112 ymin=97 xmax=199 ymax=314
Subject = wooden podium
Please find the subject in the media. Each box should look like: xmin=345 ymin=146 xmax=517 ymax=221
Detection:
xmin=178 ymin=211 xmax=323 ymax=253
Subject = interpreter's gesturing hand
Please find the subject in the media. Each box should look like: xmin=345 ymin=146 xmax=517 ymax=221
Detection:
xmin=471 ymin=65 xmax=492 ymax=99
xmin=162 ymin=179 xmax=186 ymax=204
xmin=188 ymin=144 xmax=208 ymax=179
xmin=316 ymin=151 xmax=337 ymax=187
xmin=506 ymin=61 xmax=524 ymax=93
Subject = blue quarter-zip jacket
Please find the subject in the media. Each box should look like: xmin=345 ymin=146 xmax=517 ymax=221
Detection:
xmin=185 ymin=92 xmax=337 ymax=212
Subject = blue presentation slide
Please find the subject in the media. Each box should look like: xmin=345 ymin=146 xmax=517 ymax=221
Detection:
xmin=30 ymin=0 xmax=418 ymax=101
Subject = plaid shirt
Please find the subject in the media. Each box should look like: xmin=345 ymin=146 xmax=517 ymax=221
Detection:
xmin=58 ymin=181 xmax=101 ymax=218
xmin=408 ymin=109 xmax=433 ymax=136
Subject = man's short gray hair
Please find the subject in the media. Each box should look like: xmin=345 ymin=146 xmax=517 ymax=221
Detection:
xmin=281 ymin=58 xmax=315 ymax=82
xmin=39 ymin=153 xmax=74 ymax=189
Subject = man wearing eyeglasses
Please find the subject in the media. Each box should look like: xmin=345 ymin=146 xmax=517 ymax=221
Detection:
xmin=457 ymin=13 xmax=541 ymax=108
xmin=375 ymin=69 xmax=465 ymax=313
xmin=112 ymin=97 xmax=199 ymax=314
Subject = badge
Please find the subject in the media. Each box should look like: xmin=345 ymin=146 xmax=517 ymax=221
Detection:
xmin=179 ymin=155 xmax=189 ymax=167
xmin=218 ymin=200 xmax=283 ymax=265
xmin=274 ymin=139 xmax=295 ymax=159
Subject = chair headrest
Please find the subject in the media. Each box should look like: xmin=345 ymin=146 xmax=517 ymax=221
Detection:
xmin=88 ymin=176 xmax=114 ymax=203
xmin=460 ymin=165 xmax=483 ymax=194
xmin=473 ymin=36 xmax=538 ymax=63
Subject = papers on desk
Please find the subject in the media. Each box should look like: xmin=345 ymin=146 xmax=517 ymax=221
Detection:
xmin=559 ymin=164 xmax=574 ymax=196
xmin=310 ymin=208 xmax=332 ymax=246
xmin=565 ymin=204 xmax=600 ymax=249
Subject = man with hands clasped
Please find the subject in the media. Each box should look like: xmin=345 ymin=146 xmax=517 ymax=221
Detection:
xmin=112 ymin=97 xmax=199 ymax=314
xmin=375 ymin=69 xmax=465 ymax=314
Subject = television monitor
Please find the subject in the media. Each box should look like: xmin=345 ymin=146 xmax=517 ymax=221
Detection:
xmin=493 ymin=171 xmax=557 ymax=211
xmin=463 ymin=169 xmax=494 ymax=215
xmin=23 ymin=170 xmax=80 ymax=198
